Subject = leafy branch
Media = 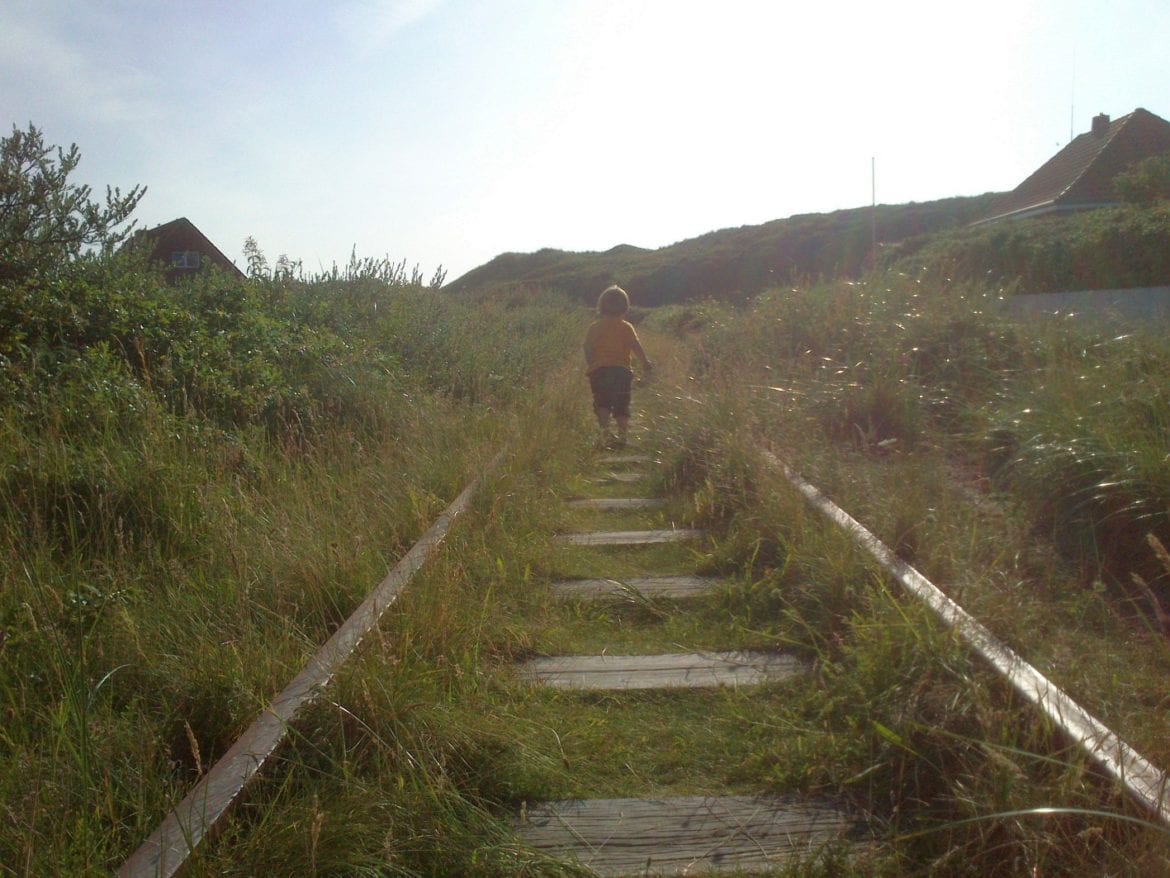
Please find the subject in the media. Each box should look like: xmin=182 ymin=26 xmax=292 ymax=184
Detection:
xmin=0 ymin=123 xmax=146 ymax=281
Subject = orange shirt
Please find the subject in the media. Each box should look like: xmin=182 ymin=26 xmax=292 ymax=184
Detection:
xmin=584 ymin=317 xmax=640 ymax=374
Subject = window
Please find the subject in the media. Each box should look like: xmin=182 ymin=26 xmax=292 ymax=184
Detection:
xmin=171 ymin=250 xmax=202 ymax=269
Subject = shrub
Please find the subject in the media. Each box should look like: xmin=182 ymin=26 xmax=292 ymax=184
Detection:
xmin=1114 ymin=151 xmax=1170 ymax=206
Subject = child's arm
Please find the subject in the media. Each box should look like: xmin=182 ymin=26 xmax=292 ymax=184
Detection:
xmin=631 ymin=337 xmax=652 ymax=375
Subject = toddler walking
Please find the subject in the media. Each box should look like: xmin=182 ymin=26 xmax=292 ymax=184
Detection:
xmin=583 ymin=285 xmax=652 ymax=449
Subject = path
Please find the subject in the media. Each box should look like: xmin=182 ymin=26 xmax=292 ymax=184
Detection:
xmin=512 ymin=448 xmax=867 ymax=874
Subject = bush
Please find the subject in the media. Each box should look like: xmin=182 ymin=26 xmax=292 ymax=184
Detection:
xmin=1114 ymin=151 xmax=1170 ymax=206
xmin=887 ymin=204 xmax=1170 ymax=293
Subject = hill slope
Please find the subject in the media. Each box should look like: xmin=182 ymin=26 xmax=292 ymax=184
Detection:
xmin=445 ymin=194 xmax=1001 ymax=305
xmin=882 ymin=202 xmax=1170 ymax=293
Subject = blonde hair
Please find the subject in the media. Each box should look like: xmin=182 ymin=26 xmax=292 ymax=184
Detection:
xmin=597 ymin=285 xmax=630 ymax=317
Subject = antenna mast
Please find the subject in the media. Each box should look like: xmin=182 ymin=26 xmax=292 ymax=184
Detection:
xmin=870 ymin=156 xmax=877 ymax=266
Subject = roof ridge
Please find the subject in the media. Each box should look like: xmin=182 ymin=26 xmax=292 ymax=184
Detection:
xmin=977 ymin=107 xmax=1170 ymax=224
xmin=1054 ymin=112 xmax=1132 ymax=202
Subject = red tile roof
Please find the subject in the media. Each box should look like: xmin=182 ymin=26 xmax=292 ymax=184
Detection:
xmin=128 ymin=217 xmax=245 ymax=281
xmin=981 ymin=107 xmax=1170 ymax=223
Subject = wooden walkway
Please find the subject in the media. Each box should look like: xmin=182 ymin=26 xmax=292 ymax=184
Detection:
xmin=514 ymin=440 xmax=863 ymax=874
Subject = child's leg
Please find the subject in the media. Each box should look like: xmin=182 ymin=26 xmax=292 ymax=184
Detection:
xmin=589 ymin=368 xmax=630 ymax=447
xmin=612 ymin=370 xmax=633 ymax=447
xmin=593 ymin=407 xmax=614 ymax=448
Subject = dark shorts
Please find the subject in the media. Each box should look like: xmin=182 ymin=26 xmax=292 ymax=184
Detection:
xmin=589 ymin=366 xmax=633 ymax=418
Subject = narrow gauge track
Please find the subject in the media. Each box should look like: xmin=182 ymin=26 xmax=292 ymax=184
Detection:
xmin=118 ymin=456 xmax=502 ymax=878
xmin=118 ymin=438 xmax=1170 ymax=875
xmin=765 ymin=449 xmax=1170 ymax=829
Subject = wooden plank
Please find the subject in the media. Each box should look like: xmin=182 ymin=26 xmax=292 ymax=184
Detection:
xmin=557 ymin=529 xmax=703 ymax=547
xmin=518 ymin=651 xmax=808 ymax=690
xmin=550 ymin=576 xmax=721 ymax=600
xmin=568 ymin=498 xmax=666 ymax=510
xmin=117 ymin=455 xmax=502 ymax=878
xmin=763 ymin=449 xmax=1170 ymax=828
xmin=515 ymin=795 xmax=861 ymax=876
xmin=597 ymin=454 xmax=659 ymax=466
xmin=590 ymin=470 xmax=651 ymax=484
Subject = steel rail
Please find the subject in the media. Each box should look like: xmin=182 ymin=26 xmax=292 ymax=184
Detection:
xmin=763 ymin=450 xmax=1170 ymax=828
xmin=118 ymin=454 xmax=501 ymax=878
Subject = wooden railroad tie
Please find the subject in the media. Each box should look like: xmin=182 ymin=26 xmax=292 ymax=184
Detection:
xmin=596 ymin=454 xmax=660 ymax=466
xmin=568 ymin=497 xmax=666 ymax=510
xmin=518 ymin=650 xmax=808 ymax=691
xmin=514 ymin=795 xmax=864 ymax=876
xmin=589 ymin=470 xmax=653 ymax=484
xmin=556 ymin=528 xmax=703 ymax=547
xmin=550 ymin=575 xmax=721 ymax=600
xmin=515 ymin=445 xmax=872 ymax=874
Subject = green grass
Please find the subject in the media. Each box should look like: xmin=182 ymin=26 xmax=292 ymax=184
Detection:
xmin=6 ymin=254 xmax=1170 ymax=875
xmin=255 ymin=326 xmax=1167 ymax=874
xmin=544 ymin=541 xmax=707 ymax=581
xmin=532 ymin=595 xmax=784 ymax=656
xmin=480 ymin=685 xmax=818 ymax=800
xmin=642 ymin=275 xmax=1170 ymax=873
xmin=0 ymin=258 xmax=587 ymax=874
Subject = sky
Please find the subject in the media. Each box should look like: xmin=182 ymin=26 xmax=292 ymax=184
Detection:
xmin=3 ymin=0 xmax=1169 ymax=283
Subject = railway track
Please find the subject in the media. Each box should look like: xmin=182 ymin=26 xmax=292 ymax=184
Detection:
xmin=513 ymin=451 xmax=864 ymax=873
xmin=119 ymin=433 xmax=1170 ymax=875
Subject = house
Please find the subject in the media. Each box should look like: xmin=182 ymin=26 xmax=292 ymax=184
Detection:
xmin=128 ymin=217 xmax=245 ymax=281
xmin=979 ymin=107 xmax=1170 ymax=224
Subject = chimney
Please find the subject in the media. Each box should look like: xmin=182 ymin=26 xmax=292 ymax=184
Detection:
xmin=1091 ymin=113 xmax=1111 ymax=136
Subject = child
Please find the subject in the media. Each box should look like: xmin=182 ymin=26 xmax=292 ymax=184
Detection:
xmin=583 ymin=285 xmax=652 ymax=449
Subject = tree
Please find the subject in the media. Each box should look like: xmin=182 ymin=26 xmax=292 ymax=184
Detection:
xmin=0 ymin=123 xmax=146 ymax=281
xmin=1113 ymin=151 xmax=1170 ymax=207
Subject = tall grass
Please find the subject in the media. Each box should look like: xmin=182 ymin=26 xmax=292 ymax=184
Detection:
xmin=163 ymin=358 xmax=596 ymax=877
xmin=0 ymin=254 xmax=584 ymax=874
xmin=643 ymin=275 xmax=1170 ymax=872
xmin=199 ymin=300 xmax=1170 ymax=875
xmin=670 ymin=275 xmax=1170 ymax=583
xmin=6 ymin=253 xmax=1170 ymax=874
